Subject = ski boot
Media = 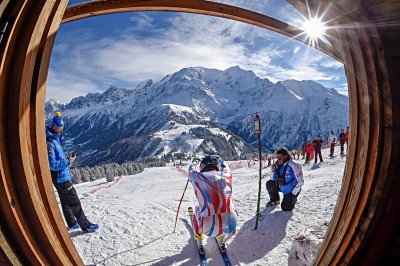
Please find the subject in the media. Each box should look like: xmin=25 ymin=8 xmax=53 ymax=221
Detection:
xmin=67 ymin=223 xmax=80 ymax=231
xmin=195 ymin=233 xmax=205 ymax=255
xmin=84 ymin=223 xmax=99 ymax=233
xmin=216 ymin=235 xmax=227 ymax=253
xmin=266 ymin=200 xmax=280 ymax=207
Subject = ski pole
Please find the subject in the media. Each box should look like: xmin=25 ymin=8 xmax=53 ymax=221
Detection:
xmin=173 ymin=179 xmax=189 ymax=233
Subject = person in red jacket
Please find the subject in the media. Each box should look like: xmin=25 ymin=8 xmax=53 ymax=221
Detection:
xmin=345 ymin=127 xmax=349 ymax=151
xmin=305 ymin=141 xmax=313 ymax=163
xmin=301 ymin=144 xmax=306 ymax=159
xmin=310 ymin=142 xmax=315 ymax=160
xmin=312 ymin=135 xmax=324 ymax=163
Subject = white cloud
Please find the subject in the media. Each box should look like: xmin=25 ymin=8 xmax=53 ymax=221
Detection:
xmin=46 ymin=68 xmax=102 ymax=103
xmin=319 ymin=59 xmax=343 ymax=69
xmin=336 ymin=82 xmax=349 ymax=96
xmin=239 ymin=43 xmax=343 ymax=84
xmin=88 ymin=36 xmax=248 ymax=82
xmin=50 ymin=12 xmax=276 ymax=94
xmin=129 ymin=13 xmax=154 ymax=29
xmin=48 ymin=3 xmax=346 ymax=102
xmin=277 ymin=3 xmax=306 ymax=27
xmin=267 ymin=65 xmax=334 ymax=82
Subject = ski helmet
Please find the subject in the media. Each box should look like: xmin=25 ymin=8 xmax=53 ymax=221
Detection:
xmin=200 ymin=155 xmax=221 ymax=172
xmin=192 ymin=157 xmax=201 ymax=164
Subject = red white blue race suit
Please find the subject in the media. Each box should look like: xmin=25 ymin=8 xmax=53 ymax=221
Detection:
xmin=188 ymin=163 xmax=237 ymax=237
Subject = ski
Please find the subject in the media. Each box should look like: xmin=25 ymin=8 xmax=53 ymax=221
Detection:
xmin=188 ymin=207 xmax=209 ymax=266
xmin=214 ymin=238 xmax=232 ymax=266
xmin=197 ymin=248 xmax=208 ymax=266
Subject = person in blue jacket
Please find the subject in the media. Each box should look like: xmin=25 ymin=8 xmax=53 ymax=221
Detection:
xmin=265 ymin=147 xmax=304 ymax=211
xmin=46 ymin=112 xmax=99 ymax=232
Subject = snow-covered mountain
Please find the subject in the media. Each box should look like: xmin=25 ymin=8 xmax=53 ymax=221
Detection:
xmin=45 ymin=66 xmax=348 ymax=166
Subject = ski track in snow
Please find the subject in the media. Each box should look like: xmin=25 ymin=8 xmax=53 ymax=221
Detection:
xmin=62 ymin=147 xmax=346 ymax=265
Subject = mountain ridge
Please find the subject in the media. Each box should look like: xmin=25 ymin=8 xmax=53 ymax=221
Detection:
xmin=46 ymin=66 xmax=348 ymax=167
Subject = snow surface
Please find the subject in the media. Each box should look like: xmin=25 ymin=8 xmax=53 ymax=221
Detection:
xmin=64 ymin=147 xmax=346 ymax=265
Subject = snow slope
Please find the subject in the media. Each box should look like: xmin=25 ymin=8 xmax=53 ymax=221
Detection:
xmin=63 ymin=147 xmax=346 ymax=265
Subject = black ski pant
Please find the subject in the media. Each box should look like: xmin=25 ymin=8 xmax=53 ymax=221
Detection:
xmin=266 ymin=180 xmax=299 ymax=211
xmin=53 ymin=181 xmax=92 ymax=230
xmin=314 ymin=150 xmax=323 ymax=163
xmin=340 ymin=142 xmax=345 ymax=155
xmin=330 ymin=143 xmax=335 ymax=155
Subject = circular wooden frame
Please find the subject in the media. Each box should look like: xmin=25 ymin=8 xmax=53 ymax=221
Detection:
xmin=0 ymin=0 xmax=399 ymax=265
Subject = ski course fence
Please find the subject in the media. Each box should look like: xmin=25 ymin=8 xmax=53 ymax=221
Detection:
xmin=89 ymin=175 xmax=124 ymax=194
xmin=175 ymin=160 xmax=268 ymax=174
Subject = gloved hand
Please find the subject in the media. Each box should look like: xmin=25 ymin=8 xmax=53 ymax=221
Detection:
xmin=69 ymin=153 xmax=76 ymax=164
xmin=292 ymin=187 xmax=300 ymax=195
xmin=271 ymin=161 xmax=278 ymax=172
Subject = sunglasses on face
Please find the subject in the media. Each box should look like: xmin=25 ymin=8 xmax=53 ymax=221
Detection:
xmin=276 ymin=155 xmax=285 ymax=161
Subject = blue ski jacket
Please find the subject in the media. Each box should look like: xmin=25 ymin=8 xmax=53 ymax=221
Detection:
xmin=46 ymin=127 xmax=71 ymax=183
xmin=272 ymin=160 xmax=304 ymax=195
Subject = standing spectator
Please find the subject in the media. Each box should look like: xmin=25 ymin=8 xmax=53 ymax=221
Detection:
xmin=46 ymin=112 xmax=99 ymax=233
xmin=345 ymin=127 xmax=350 ymax=151
xmin=328 ymin=130 xmax=337 ymax=157
xmin=339 ymin=128 xmax=346 ymax=156
xmin=267 ymin=155 xmax=272 ymax=167
xmin=312 ymin=135 xmax=324 ymax=163
xmin=297 ymin=148 xmax=301 ymax=160
xmin=292 ymin=149 xmax=297 ymax=159
xmin=301 ymin=144 xmax=306 ymax=159
xmin=310 ymin=142 xmax=315 ymax=160
xmin=265 ymin=147 xmax=304 ymax=211
xmin=305 ymin=140 xmax=313 ymax=163
xmin=187 ymin=155 xmax=237 ymax=253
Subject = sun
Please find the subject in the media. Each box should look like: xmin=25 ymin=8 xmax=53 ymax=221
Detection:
xmin=302 ymin=17 xmax=326 ymax=41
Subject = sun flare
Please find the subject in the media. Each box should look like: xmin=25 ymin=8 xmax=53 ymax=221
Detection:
xmin=302 ymin=17 xmax=326 ymax=41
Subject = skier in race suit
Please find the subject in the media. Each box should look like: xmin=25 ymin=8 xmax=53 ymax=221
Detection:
xmin=188 ymin=155 xmax=237 ymax=248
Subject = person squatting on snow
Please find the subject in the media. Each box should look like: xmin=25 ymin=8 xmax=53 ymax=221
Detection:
xmin=266 ymin=147 xmax=304 ymax=211
xmin=312 ymin=135 xmax=324 ymax=163
xmin=46 ymin=112 xmax=99 ymax=233
xmin=187 ymin=155 xmax=237 ymax=252
xmin=339 ymin=128 xmax=346 ymax=156
xmin=328 ymin=130 xmax=337 ymax=156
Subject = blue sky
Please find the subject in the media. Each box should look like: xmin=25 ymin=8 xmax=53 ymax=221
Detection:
xmin=47 ymin=0 xmax=347 ymax=103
